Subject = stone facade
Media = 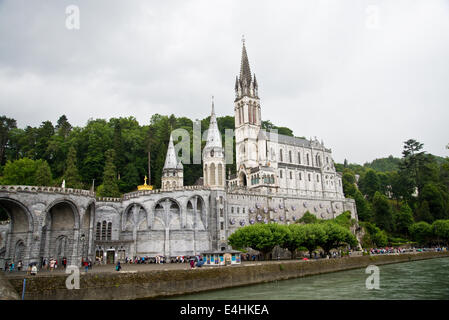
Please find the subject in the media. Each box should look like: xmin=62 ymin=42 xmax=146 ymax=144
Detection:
xmin=0 ymin=41 xmax=357 ymax=268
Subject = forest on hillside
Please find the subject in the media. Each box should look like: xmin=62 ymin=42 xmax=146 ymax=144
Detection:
xmin=0 ymin=114 xmax=294 ymax=194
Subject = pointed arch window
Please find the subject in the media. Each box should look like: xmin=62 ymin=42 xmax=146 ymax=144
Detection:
xmin=107 ymin=222 xmax=112 ymax=240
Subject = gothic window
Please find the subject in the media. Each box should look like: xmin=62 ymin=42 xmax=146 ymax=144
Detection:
xmin=308 ymin=173 xmax=311 ymax=182
xmin=280 ymin=170 xmax=283 ymax=179
xmin=299 ymin=172 xmax=302 ymax=180
xmin=220 ymin=222 xmax=224 ymax=230
xmin=289 ymin=150 xmax=292 ymax=163
xmin=326 ymin=157 xmax=329 ymax=164
xmin=271 ymin=175 xmax=275 ymax=184
xmin=253 ymin=106 xmax=257 ymax=124
xmin=290 ymin=171 xmax=293 ymax=179
xmin=101 ymin=221 xmax=106 ymax=240
xmin=210 ymin=163 xmax=216 ymax=185
xmin=218 ymin=163 xmax=223 ymax=186
xmin=96 ymin=222 xmax=101 ymax=240
xmin=280 ymin=149 xmax=283 ymax=162
xmin=317 ymin=175 xmax=320 ymax=182
xmin=220 ymin=208 xmax=223 ymax=217
xmin=211 ymin=149 xmax=214 ymax=157
xmin=231 ymin=207 xmax=234 ymax=213
xmin=298 ymin=152 xmax=301 ymax=164
xmin=204 ymin=164 xmax=208 ymax=185
xmin=107 ymin=222 xmax=112 ymax=240
xmin=307 ymin=154 xmax=310 ymax=166
xmin=237 ymin=207 xmax=240 ymax=213
xmin=243 ymin=208 xmax=246 ymax=213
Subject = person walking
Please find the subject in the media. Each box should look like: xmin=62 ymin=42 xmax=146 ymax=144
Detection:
xmin=30 ymin=263 xmax=38 ymax=276
xmin=17 ymin=260 xmax=22 ymax=271
xmin=115 ymin=261 xmax=121 ymax=272
xmin=62 ymin=257 xmax=67 ymax=270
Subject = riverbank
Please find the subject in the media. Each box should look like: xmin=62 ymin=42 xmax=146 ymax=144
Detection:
xmin=5 ymin=251 xmax=449 ymax=300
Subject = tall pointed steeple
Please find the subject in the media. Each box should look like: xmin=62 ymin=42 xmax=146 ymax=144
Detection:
xmin=240 ymin=37 xmax=252 ymax=86
xmin=235 ymin=36 xmax=258 ymax=99
xmin=205 ymin=96 xmax=222 ymax=149
xmin=161 ymin=133 xmax=183 ymax=189
xmin=163 ymin=134 xmax=178 ymax=169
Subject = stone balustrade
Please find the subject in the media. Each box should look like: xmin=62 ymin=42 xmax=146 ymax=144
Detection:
xmin=0 ymin=185 xmax=95 ymax=197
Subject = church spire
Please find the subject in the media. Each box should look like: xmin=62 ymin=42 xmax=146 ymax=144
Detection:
xmin=163 ymin=134 xmax=178 ymax=169
xmin=236 ymin=36 xmax=257 ymax=99
xmin=240 ymin=36 xmax=252 ymax=86
xmin=205 ymin=96 xmax=222 ymax=149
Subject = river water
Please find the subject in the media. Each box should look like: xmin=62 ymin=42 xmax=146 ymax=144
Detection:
xmin=167 ymin=257 xmax=449 ymax=300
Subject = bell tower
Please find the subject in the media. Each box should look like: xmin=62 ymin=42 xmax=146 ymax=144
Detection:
xmin=203 ymin=97 xmax=226 ymax=190
xmin=234 ymin=37 xmax=261 ymax=172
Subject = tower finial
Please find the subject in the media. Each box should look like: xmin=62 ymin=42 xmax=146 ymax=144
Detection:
xmin=242 ymin=34 xmax=245 ymax=45
xmin=211 ymin=95 xmax=215 ymax=114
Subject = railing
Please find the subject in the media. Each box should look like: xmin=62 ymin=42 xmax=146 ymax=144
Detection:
xmin=96 ymin=185 xmax=212 ymax=202
xmin=226 ymin=186 xmax=346 ymax=201
xmin=0 ymin=185 xmax=95 ymax=197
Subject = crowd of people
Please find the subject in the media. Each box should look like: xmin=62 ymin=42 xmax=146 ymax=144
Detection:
xmin=121 ymin=255 xmax=204 ymax=265
xmin=368 ymin=246 xmax=448 ymax=255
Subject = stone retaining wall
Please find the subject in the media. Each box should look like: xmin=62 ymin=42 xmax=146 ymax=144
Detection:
xmin=7 ymin=251 xmax=449 ymax=300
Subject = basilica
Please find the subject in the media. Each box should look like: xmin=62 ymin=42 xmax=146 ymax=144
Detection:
xmin=0 ymin=42 xmax=356 ymax=267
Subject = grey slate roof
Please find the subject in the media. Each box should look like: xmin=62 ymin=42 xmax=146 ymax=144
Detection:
xmin=163 ymin=134 xmax=181 ymax=170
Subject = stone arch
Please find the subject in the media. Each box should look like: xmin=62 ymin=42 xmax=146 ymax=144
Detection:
xmin=0 ymin=197 xmax=34 ymax=233
xmin=122 ymin=203 xmax=147 ymax=232
xmin=186 ymin=195 xmax=206 ymax=230
xmin=0 ymin=198 xmax=35 ymax=266
xmin=239 ymin=171 xmax=247 ymax=187
xmin=41 ymin=199 xmax=82 ymax=265
xmin=13 ymin=239 xmax=26 ymax=264
xmin=55 ymin=235 xmax=68 ymax=262
xmin=44 ymin=198 xmax=80 ymax=230
xmin=153 ymin=197 xmax=182 ymax=230
xmin=210 ymin=163 xmax=216 ymax=185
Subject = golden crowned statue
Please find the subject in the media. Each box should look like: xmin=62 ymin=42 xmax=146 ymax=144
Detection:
xmin=137 ymin=176 xmax=153 ymax=191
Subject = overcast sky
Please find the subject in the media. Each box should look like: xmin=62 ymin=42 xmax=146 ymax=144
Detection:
xmin=0 ymin=0 xmax=448 ymax=164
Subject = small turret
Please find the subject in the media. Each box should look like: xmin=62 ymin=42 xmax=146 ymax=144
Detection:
xmin=161 ymin=134 xmax=183 ymax=190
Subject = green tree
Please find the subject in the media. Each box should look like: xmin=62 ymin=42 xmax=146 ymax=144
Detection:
xmin=99 ymin=149 xmax=120 ymax=197
xmin=0 ymin=116 xmax=17 ymax=165
xmin=432 ymin=220 xmax=449 ymax=246
xmin=400 ymin=139 xmax=425 ymax=195
xmin=320 ymin=222 xmax=358 ymax=256
xmin=1 ymin=158 xmax=39 ymax=185
xmin=55 ymin=115 xmax=72 ymax=138
xmin=409 ymin=221 xmax=432 ymax=246
xmin=372 ymin=191 xmax=393 ymax=232
xmin=419 ymin=183 xmax=448 ymax=221
xmin=35 ymin=160 xmax=53 ymax=186
xmin=359 ymin=169 xmax=380 ymax=201
xmin=228 ymin=223 xmax=288 ymax=260
xmin=281 ymin=224 xmax=306 ymax=259
xmin=63 ymin=146 xmax=83 ymax=189
xmin=415 ymin=200 xmax=433 ymax=223
xmin=361 ymin=222 xmax=388 ymax=248
xmin=298 ymin=211 xmax=318 ymax=224
xmin=302 ymin=223 xmax=326 ymax=258
xmin=353 ymin=190 xmax=372 ymax=221
xmin=342 ymin=170 xmax=357 ymax=198
xmin=393 ymin=203 xmax=414 ymax=237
